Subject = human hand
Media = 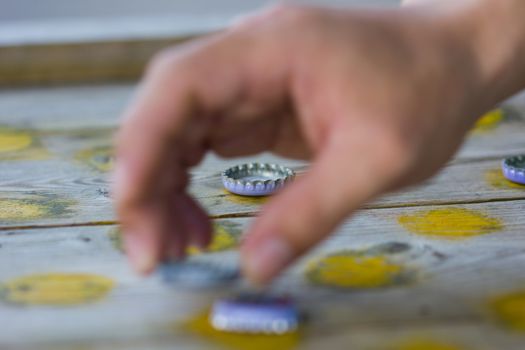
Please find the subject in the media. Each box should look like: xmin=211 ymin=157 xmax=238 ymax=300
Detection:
xmin=114 ymin=3 xmax=515 ymax=284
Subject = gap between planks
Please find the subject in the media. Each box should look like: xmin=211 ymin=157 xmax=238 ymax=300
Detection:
xmin=2 ymin=196 xmax=525 ymax=231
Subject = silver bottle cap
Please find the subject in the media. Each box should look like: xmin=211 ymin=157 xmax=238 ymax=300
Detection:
xmin=222 ymin=163 xmax=295 ymax=196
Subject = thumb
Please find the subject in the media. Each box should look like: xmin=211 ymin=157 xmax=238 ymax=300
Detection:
xmin=240 ymin=129 xmax=396 ymax=285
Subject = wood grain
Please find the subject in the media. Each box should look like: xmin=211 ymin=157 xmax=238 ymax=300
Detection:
xmin=0 ymin=84 xmax=524 ymax=158
xmin=1 ymin=200 xmax=525 ymax=348
xmin=1 ymin=82 xmax=525 ymax=348
xmin=1 ymin=149 xmax=524 ymax=228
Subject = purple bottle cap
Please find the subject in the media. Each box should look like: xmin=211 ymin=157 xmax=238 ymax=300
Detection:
xmin=222 ymin=163 xmax=295 ymax=196
xmin=210 ymin=293 xmax=298 ymax=334
xmin=502 ymin=155 xmax=525 ymax=185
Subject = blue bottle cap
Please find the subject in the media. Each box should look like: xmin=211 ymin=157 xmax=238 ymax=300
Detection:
xmin=222 ymin=163 xmax=295 ymax=196
xmin=502 ymin=155 xmax=525 ymax=185
xmin=159 ymin=261 xmax=239 ymax=289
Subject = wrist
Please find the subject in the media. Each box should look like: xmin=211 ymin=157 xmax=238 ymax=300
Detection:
xmin=457 ymin=0 xmax=525 ymax=105
xmin=403 ymin=0 xmax=525 ymax=109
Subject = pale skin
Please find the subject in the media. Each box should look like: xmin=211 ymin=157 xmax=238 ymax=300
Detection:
xmin=114 ymin=0 xmax=525 ymax=284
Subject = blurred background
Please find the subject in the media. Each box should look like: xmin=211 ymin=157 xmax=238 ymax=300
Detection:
xmin=0 ymin=0 xmax=399 ymax=86
xmin=1 ymin=0 xmax=397 ymax=20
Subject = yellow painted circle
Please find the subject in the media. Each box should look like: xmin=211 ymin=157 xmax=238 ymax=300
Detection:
xmin=306 ymin=253 xmax=404 ymax=288
xmin=490 ymin=291 xmax=525 ymax=332
xmin=392 ymin=338 xmax=464 ymax=350
xmin=398 ymin=208 xmax=503 ymax=239
xmin=108 ymin=227 xmax=124 ymax=252
xmin=473 ymin=109 xmax=504 ymax=132
xmin=0 ymin=273 xmax=114 ymax=306
xmin=223 ymin=190 xmax=268 ymax=205
xmin=485 ymin=168 xmax=525 ymax=190
xmin=188 ymin=224 xmax=238 ymax=255
xmin=109 ymin=223 xmax=240 ymax=255
xmin=89 ymin=149 xmax=114 ymax=172
xmin=0 ymin=130 xmax=32 ymax=153
xmin=0 ymin=199 xmax=47 ymax=221
xmin=76 ymin=146 xmax=114 ymax=172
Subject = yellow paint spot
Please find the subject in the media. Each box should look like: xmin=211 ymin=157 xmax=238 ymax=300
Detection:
xmin=188 ymin=223 xmax=239 ymax=255
xmin=0 ymin=199 xmax=47 ymax=221
xmin=305 ymin=252 xmax=405 ymax=289
xmin=490 ymin=290 xmax=525 ymax=332
xmin=184 ymin=310 xmax=301 ymax=350
xmin=109 ymin=222 xmax=240 ymax=255
xmin=107 ymin=227 xmax=123 ymax=252
xmin=0 ymin=127 xmax=48 ymax=161
xmin=0 ymin=129 xmax=32 ymax=153
xmin=485 ymin=168 xmax=525 ymax=190
xmin=223 ymin=190 xmax=268 ymax=206
xmin=75 ymin=146 xmax=114 ymax=172
xmin=391 ymin=338 xmax=464 ymax=350
xmin=0 ymin=197 xmax=73 ymax=223
xmin=398 ymin=207 xmax=503 ymax=239
xmin=0 ymin=273 xmax=114 ymax=306
xmin=472 ymin=109 xmax=504 ymax=132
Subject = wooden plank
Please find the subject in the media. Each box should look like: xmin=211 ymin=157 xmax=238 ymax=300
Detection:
xmin=1 ymin=86 xmax=525 ymax=224
xmin=0 ymin=0 xmax=400 ymax=85
xmin=13 ymin=323 xmax=525 ymax=350
xmin=1 ymin=140 xmax=524 ymax=227
xmin=2 ymin=200 xmax=525 ymax=348
xmin=0 ymin=38 xmax=193 ymax=86
xmin=0 ymin=15 xmax=226 ymax=85
xmin=458 ymin=120 xmax=525 ymax=160
xmin=0 ymin=85 xmax=130 ymax=130
xmin=192 ymin=157 xmax=525 ymax=215
xmin=1 ymin=84 xmax=524 ymax=158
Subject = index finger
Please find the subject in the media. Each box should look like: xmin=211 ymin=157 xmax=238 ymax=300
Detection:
xmin=112 ymin=48 xmax=215 ymax=273
xmin=114 ymin=54 xmax=198 ymax=213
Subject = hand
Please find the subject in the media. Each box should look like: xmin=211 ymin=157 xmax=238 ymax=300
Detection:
xmin=114 ymin=4 xmax=503 ymax=284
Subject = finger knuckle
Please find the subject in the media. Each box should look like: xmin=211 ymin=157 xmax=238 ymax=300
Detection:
xmin=373 ymin=127 xmax=416 ymax=175
xmin=147 ymin=48 xmax=175 ymax=74
xmin=146 ymin=47 xmax=189 ymax=79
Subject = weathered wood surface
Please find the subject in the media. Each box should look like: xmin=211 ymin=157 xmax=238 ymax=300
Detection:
xmin=0 ymin=85 xmax=525 ymax=228
xmin=2 ymin=200 xmax=525 ymax=349
xmin=1 ymin=84 xmax=524 ymax=156
xmin=1 ymin=144 xmax=524 ymax=227
xmin=2 ymin=83 xmax=525 ymax=349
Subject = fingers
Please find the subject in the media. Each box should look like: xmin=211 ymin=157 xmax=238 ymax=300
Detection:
xmin=174 ymin=193 xmax=212 ymax=250
xmin=113 ymin=11 xmax=298 ymax=276
xmin=122 ymin=202 xmax=167 ymax=274
xmin=113 ymin=45 xmax=258 ymax=272
xmin=114 ymin=61 xmax=195 ymax=211
xmin=113 ymin=51 xmax=205 ymax=273
xmin=240 ymin=127 xmax=401 ymax=284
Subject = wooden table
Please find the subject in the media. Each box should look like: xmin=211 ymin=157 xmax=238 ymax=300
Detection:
xmin=1 ymin=83 xmax=525 ymax=350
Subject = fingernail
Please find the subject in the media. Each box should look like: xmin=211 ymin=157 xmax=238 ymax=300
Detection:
xmin=124 ymin=232 xmax=155 ymax=274
xmin=245 ymin=237 xmax=293 ymax=284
